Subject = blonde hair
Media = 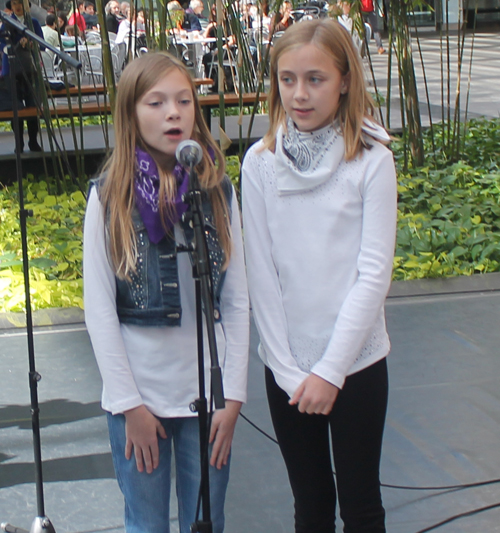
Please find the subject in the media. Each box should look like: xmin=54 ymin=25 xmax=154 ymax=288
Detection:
xmin=99 ymin=52 xmax=230 ymax=280
xmin=262 ymin=19 xmax=377 ymax=160
xmin=167 ymin=0 xmax=183 ymax=12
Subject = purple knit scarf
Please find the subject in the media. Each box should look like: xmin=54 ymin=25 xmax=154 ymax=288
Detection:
xmin=133 ymin=147 xmax=189 ymax=244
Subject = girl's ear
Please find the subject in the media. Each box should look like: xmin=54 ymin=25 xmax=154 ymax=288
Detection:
xmin=340 ymin=72 xmax=351 ymax=95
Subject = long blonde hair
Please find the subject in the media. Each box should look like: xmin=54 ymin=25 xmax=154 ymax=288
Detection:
xmin=99 ymin=52 xmax=230 ymax=280
xmin=262 ymin=19 xmax=376 ymax=160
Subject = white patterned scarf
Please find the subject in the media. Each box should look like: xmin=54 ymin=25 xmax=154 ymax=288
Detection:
xmin=275 ymin=117 xmax=390 ymax=195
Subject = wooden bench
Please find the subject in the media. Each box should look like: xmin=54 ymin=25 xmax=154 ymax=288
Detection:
xmin=0 ymin=92 xmax=267 ymax=130
xmin=47 ymin=84 xmax=106 ymax=97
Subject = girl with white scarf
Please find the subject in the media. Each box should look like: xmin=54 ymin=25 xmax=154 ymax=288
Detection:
xmin=242 ymin=19 xmax=397 ymax=533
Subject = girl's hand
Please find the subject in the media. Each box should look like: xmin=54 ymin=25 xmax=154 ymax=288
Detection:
xmin=209 ymin=400 xmax=242 ymax=470
xmin=289 ymin=374 xmax=339 ymax=415
xmin=124 ymin=405 xmax=167 ymax=474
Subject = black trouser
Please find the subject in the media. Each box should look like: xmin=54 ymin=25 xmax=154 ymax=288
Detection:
xmin=10 ymin=73 xmax=39 ymax=149
xmin=265 ymin=358 xmax=388 ymax=533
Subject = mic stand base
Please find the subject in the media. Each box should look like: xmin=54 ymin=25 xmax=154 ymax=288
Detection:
xmin=30 ymin=518 xmax=56 ymax=533
xmin=1 ymin=516 xmax=56 ymax=533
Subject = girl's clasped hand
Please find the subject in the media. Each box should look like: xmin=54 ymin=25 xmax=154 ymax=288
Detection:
xmin=241 ymin=18 xmax=397 ymax=533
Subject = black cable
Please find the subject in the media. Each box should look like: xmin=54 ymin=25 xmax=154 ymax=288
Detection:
xmin=387 ymin=286 xmax=500 ymax=300
xmin=239 ymin=411 xmax=500 ymax=492
xmin=382 ymin=477 xmax=500 ymax=491
xmin=414 ymin=501 xmax=500 ymax=533
xmin=239 ymin=411 xmax=500 ymax=531
xmin=239 ymin=412 xmax=279 ymax=445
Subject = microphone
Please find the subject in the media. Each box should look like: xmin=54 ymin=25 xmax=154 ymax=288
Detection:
xmin=176 ymin=140 xmax=203 ymax=168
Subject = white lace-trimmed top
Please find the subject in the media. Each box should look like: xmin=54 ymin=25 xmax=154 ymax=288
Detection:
xmin=84 ymin=189 xmax=250 ymax=417
xmin=241 ymin=129 xmax=397 ymax=397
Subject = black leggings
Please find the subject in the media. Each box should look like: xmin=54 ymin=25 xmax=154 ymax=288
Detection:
xmin=265 ymin=358 xmax=388 ymax=533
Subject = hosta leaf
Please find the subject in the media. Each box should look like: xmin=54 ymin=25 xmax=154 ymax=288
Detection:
xmin=30 ymin=258 xmax=58 ymax=270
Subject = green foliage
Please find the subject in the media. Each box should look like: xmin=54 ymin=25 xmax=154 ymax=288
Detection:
xmin=212 ymin=106 xmax=252 ymax=117
xmin=225 ymin=155 xmax=241 ymax=189
xmin=0 ymin=178 xmax=85 ymax=312
xmin=2 ymin=118 xmax=500 ymax=313
xmin=0 ymin=115 xmax=110 ymax=132
xmin=393 ymin=118 xmax=500 ymax=280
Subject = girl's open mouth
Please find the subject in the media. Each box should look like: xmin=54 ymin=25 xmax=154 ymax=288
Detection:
xmin=165 ymin=128 xmax=182 ymax=136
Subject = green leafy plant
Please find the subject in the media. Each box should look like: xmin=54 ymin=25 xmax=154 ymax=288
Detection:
xmin=0 ymin=177 xmax=85 ymax=312
xmin=393 ymin=118 xmax=500 ymax=280
xmin=0 ymin=116 xmax=110 ymax=132
xmin=2 ymin=118 xmax=500 ymax=312
xmin=225 ymin=155 xmax=241 ymax=188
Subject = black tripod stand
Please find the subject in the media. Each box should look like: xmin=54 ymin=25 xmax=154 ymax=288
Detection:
xmin=176 ymin=141 xmax=226 ymax=533
xmin=0 ymin=12 xmax=81 ymax=533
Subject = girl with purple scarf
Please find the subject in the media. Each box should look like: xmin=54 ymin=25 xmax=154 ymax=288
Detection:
xmin=83 ymin=52 xmax=249 ymax=533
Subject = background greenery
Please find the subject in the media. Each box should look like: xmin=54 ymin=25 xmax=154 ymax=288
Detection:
xmin=393 ymin=118 xmax=500 ymax=280
xmin=1 ymin=118 xmax=500 ymax=312
xmin=0 ymin=178 xmax=85 ymax=312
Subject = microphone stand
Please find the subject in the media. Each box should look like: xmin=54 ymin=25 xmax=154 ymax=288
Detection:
xmin=177 ymin=159 xmax=225 ymax=533
xmin=0 ymin=13 xmax=81 ymax=533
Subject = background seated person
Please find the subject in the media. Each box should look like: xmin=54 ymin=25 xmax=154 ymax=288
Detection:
xmin=57 ymin=11 xmax=67 ymax=34
xmin=115 ymin=6 xmax=146 ymax=53
xmin=202 ymin=3 xmax=237 ymax=92
xmin=82 ymin=1 xmax=99 ymax=30
xmin=61 ymin=23 xmax=82 ymax=47
xmin=119 ymin=1 xmax=129 ymax=18
xmin=68 ymin=0 xmax=86 ymax=34
xmin=240 ymin=2 xmax=254 ymax=31
xmin=42 ymin=1 xmax=54 ymax=14
xmin=270 ymin=0 xmax=293 ymax=32
xmin=187 ymin=0 xmax=207 ymax=24
xmin=202 ymin=2 xmax=234 ymax=44
xmin=42 ymin=13 xmax=60 ymax=48
xmin=167 ymin=0 xmax=201 ymax=34
xmin=105 ymin=0 xmax=120 ymax=33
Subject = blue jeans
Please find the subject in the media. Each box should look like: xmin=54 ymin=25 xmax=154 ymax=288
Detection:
xmin=107 ymin=413 xmax=230 ymax=533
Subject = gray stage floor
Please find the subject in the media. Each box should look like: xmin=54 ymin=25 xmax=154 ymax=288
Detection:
xmin=2 ymin=28 xmax=500 ymax=533
xmin=2 ymin=274 xmax=500 ymax=532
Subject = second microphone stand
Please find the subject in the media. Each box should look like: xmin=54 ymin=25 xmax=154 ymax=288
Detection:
xmin=178 ymin=158 xmax=225 ymax=533
xmin=0 ymin=11 xmax=81 ymax=533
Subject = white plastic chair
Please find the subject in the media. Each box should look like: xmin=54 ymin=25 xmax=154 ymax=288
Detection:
xmin=40 ymin=50 xmax=65 ymax=80
xmin=168 ymin=42 xmax=196 ymax=77
xmin=86 ymin=31 xmax=102 ymax=44
xmin=111 ymin=41 xmax=127 ymax=80
xmin=81 ymin=52 xmax=104 ymax=85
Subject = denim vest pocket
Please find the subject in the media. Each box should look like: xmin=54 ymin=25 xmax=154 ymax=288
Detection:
xmin=116 ymin=210 xmax=183 ymax=326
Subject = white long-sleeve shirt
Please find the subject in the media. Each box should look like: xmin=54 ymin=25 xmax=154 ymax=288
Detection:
xmin=241 ymin=138 xmax=397 ymax=397
xmin=84 ymin=187 xmax=249 ymax=417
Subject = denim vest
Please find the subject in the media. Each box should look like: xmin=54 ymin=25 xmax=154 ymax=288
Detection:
xmin=89 ymin=176 xmax=233 ymax=327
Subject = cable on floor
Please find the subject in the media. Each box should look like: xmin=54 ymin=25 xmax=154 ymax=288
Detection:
xmin=239 ymin=411 xmax=500 ymax=492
